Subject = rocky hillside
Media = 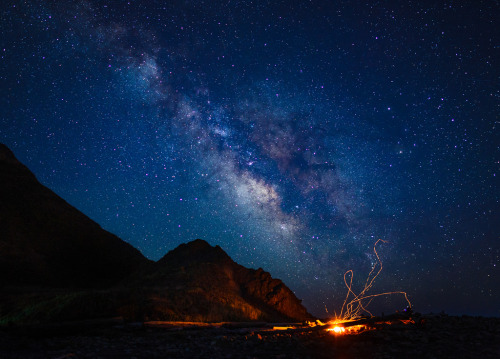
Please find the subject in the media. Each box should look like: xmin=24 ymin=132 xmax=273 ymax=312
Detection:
xmin=135 ymin=239 xmax=313 ymax=322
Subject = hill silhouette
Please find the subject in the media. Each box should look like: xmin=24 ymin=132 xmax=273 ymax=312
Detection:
xmin=0 ymin=143 xmax=149 ymax=289
xmin=0 ymin=144 xmax=312 ymax=323
xmin=134 ymin=239 xmax=312 ymax=322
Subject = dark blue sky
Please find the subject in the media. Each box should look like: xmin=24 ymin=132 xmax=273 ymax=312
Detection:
xmin=1 ymin=0 xmax=498 ymax=317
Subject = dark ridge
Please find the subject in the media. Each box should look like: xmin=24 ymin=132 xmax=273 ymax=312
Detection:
xmin=157 ymin=238 xmax=233 ymax=266
xmin=148 ymin=238 xmax=313 ymax=322
xmin=0 ymin=143 xmax=150 ymax=289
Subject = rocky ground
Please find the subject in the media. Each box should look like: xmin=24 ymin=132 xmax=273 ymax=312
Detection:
xmin=1 ymin=315 xmax=499 ymax=358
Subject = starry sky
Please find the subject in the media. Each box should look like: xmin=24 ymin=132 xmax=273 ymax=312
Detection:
xmin=1 ymin=0 xmax=498 ymax=317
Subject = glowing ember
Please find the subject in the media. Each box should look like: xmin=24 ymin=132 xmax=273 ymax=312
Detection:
xmin=325 ymin=319 xmax=370 ymax=335
xmin=399 ymin=319 xmax=415 ymax=325
xmin=328 ymin=326 xmax=345 ymax=334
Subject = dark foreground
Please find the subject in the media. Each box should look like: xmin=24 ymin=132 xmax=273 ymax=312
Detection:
xmin=1 ymin=315 xmax=499 ymax=359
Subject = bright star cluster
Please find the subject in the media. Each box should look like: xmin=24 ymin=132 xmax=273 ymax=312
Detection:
xmin=1 ymin=0 xmax=498 ymax=317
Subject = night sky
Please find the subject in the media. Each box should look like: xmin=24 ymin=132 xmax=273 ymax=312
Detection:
xmin=1 ymin=0 xmax=498 ymax=317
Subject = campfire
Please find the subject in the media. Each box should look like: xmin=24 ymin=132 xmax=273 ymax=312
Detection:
xmin=327 ymin=322 xmax=367 ymax=335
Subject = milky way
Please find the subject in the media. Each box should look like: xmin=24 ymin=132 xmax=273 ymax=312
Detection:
xmin=1 ymin=0 xmax=498 ymax=316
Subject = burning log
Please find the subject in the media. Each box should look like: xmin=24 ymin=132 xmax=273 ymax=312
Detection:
xmin=239 ymin=310 xmax=419 ymax=336
xmin=325 ymin=310 xmax=419 ymax=335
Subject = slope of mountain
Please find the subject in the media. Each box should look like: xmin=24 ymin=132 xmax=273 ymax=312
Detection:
xmin=0 ymin=143 xmax=150 ymax=288
xmin=135 ymin=239 xmax=313 ymax=322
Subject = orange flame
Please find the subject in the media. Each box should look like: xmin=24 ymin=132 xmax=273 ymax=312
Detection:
xmin=326 ymin=320 xmax=369 ymax=335
xmin=328 ymin=325 xmax=345 ymax=334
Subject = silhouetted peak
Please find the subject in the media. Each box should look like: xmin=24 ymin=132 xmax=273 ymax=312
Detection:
xmin=186 ymin=238 xmax=212 ymax=250
xmin=150 ymin=239 xmax=313 ymax=321
xmin=158 ymin=238 xmax=232 ymax=266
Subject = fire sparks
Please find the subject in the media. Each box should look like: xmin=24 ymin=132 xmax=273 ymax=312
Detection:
xmin=325 ymin=239 xmax=412 ymax=335
xmin=338 ymin=239 xmax=411 ymax=321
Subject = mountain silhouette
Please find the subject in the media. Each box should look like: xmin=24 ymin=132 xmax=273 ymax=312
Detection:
xmin=0 ymin=144 xmax=312 ymax=323
xmin=0 ymin=143 xmax=149 ymax=288
xmin=137 ymin=239 xmax=313 ymax=322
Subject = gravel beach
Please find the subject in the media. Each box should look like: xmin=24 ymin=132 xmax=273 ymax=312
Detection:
xmin=1 ymin=315 xmax=499 ymax=359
